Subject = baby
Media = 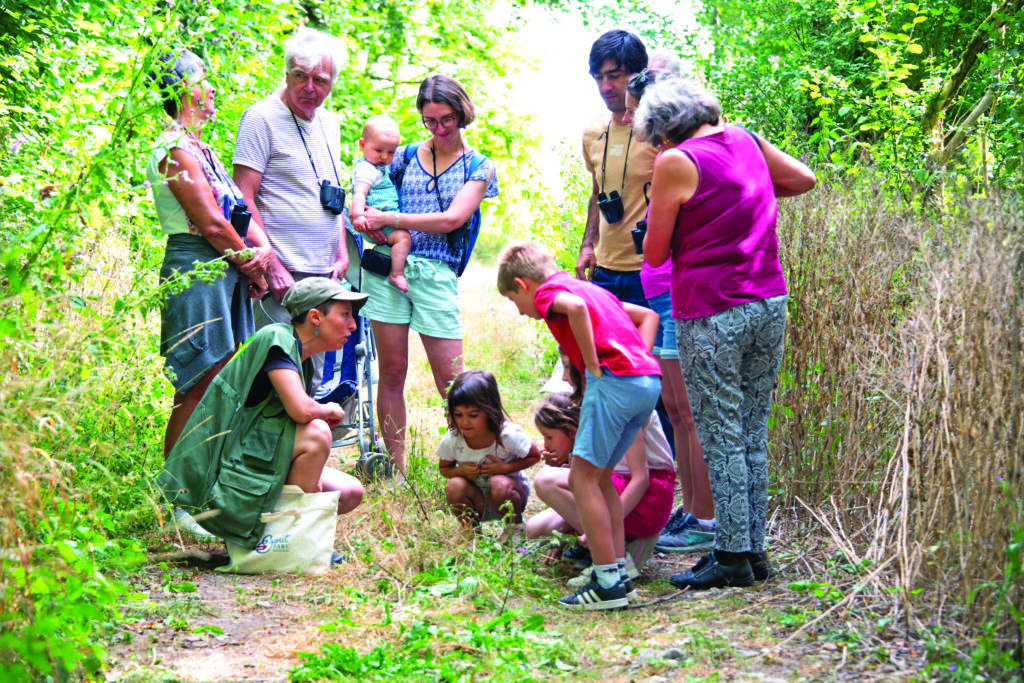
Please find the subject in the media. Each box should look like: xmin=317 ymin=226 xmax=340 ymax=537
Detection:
xmin=350 ymin=114 xmax=411 ymax=293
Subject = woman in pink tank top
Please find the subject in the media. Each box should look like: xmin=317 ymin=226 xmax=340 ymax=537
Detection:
xmin=630 ymin=74 xmax=816 ymax=591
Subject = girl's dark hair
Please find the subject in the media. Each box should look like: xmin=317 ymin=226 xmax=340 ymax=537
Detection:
xmin=417 ymin=74 xmax=476 ymax=128
xmin=447 ymin=370 xmax=505 ymax=444
xmin=534 ymin=392 xmax=581 ymax=434
xmin=557 ymin=348 xmax=584 ymax=403
xmin=563 ymin=359 xmax=583 ymax=404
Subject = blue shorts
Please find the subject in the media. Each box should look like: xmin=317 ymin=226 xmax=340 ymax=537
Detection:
xmin=360 ymin=254 xmax=462 ymax=339
xmin=647 ymin=292 xmax=678 ymax=360
xmin=574 ymin=370 xmax=661 ymax=469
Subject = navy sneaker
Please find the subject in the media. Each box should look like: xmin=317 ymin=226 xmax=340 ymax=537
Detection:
xmin=562 ymin=544 xmax=593 ymax=569
xmin=669 ymin=553 xmax=755 ymax=590
xmin=558 ymin=576 xmax=628 ymax=610
xmin=661 ymin=508 xmax=698 ymax=536
xmin=567 ymin=569 xmax=639 ymax=601
xmin=620 ymin=575 xmax=638 ymax=601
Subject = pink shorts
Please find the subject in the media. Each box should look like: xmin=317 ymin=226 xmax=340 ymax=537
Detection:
xmin=613 ymin=468 xmax=677 ymax=538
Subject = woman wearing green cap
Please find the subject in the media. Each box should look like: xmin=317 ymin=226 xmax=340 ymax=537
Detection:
xmin=159 ymin=277 xmax=367 ymax=547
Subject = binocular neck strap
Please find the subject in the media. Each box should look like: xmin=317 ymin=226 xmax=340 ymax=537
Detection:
xmin=600 ymin=119 xmax=633 ymax=196
xmin=198 ymin=143 xmax=243 ymax=204
xmin=430 ymin=143 xmax=468 ymax=212
xmin=290 ymin=109 xmax=341 ymax=186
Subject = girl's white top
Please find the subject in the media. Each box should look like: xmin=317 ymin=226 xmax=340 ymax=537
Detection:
xmin=436 ymin=422 xmax=534 ymax=490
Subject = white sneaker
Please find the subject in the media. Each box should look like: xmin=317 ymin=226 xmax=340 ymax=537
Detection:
xmin=567 ymin=557 xmax=639 ymax=587
xmin=172 ymin=507 xmax=217 ymax=540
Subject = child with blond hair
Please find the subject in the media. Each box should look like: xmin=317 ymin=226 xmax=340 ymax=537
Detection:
xmin=349 ymin=114 xmax=411 ymax=293
xmin=498 ymin=241 xmax=661 ymax=610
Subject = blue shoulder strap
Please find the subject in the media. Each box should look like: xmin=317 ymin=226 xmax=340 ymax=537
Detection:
xmin=404 ymin=142 xmax=419 ymax=162
xmin=456 ymin=152 xmax=487 ymax=276
xmin=402 ymin=144 xmax=487 ymax=277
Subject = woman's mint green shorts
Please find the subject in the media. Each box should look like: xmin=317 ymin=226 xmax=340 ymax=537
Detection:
xmin=360 ymin=253 xmax=462 ymax=339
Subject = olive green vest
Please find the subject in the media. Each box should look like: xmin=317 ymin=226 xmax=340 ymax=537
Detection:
xmin=158 ymin=324 xmax=312 ymax=548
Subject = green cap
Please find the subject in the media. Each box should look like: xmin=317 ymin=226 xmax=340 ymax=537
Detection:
xmin=282 ymin=277 xmax=368 ymax=319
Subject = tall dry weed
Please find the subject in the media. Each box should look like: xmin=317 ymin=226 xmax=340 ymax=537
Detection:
xmin=773 ymin=178 xmax=1023 ymax=644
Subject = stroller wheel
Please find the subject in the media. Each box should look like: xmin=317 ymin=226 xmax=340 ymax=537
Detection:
xmin=358 ymin=449 xmax=392 ymax=482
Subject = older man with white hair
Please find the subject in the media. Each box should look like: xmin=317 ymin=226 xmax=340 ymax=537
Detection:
xmin=233 ymin=28 xmax=349 ymax=389
xmin=233 ymin=30 xmax=348 ymax=315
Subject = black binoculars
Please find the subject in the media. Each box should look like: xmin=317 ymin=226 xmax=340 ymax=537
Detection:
xmin=320 ymin=180 xmax=346 ymax=215
xmin=597 ymin=190 xmax=624 ymax=224
xmin=230 ymin=201 xmax=251 ymax=239
xmin=447 ymin=224 xmax=470 ymax=251
xmin=632 ymin=219 xmax=647 ymax=254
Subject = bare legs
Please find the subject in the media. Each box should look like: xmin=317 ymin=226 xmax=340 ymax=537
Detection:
xmin=526 ymin=466 xmax=582 ymax=538
xmin=371 ymin=321 xmax=410 ymax=472
xmin=568 ymin=459 xmax=624 ymax=566
xmin=163 ymin=356 xmax=232 ymax=458
xmin=372 ymin=320 xmax=463 ymax=473
xmin=420 ymin=334 xmax=463 ymax=397
xmin=320 ymin=466 xmax=364 ymax=514
xmin=445 ymin=477 xmax=484 ymax=527
xmin=445 ymin=475 xmax=524 ymax=527
xmin=288 ymin=419 xmax=364 ymax=514
xmin=660 ymin=356 xmax=714 ymax=520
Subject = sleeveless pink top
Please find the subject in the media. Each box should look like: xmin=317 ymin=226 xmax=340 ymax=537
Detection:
xmin=670 ymin=126 xmax=787 ymax=319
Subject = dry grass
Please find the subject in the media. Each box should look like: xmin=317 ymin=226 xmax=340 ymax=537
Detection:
xmin=773 ymin=179 xmax=1023 ymax=648
xmin=403 ymin=261 xmax=553 ymax=441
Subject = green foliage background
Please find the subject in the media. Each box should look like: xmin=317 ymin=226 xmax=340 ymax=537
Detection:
xmin=1 ymin=0 xmax=1022 ymax=678
xmin=0 ymin=0 xmax=543 ymax=677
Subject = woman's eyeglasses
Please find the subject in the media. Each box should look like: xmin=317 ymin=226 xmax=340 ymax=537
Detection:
xmin=422 ymin=113 xmax=458 ymax=130
xmin=628 ymin=69 xmax=649 ymax=93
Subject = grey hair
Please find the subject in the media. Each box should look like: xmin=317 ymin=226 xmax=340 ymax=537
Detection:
xmin=647 ymin=49 xmax=681 ymax=74
xmin=149 ymin=49 xmax=206 ymax=119
xmin=284 ymin=28 xmax=344 ymax=84
xmin=633 ymin=76 xmax=722 ymax=147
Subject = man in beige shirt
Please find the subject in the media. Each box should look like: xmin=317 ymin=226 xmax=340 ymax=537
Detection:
xmin=575 ymin=29 xmax=655 ymax=307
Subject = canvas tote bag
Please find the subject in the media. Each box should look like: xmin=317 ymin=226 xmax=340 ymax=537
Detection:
xmin=217 ymin=485 xmax=339 ymax=574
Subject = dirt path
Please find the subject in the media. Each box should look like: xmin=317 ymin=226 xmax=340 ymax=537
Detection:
xmin=106 ymin=539 xmax=925 ymax=681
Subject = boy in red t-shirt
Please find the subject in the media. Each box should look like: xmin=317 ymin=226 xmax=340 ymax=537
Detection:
xmin=498 ymin=241 xmax=662 ymax=610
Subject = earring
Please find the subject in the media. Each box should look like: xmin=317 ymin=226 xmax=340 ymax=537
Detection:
xmin=314 ymin=325 xmax=320 ymax=336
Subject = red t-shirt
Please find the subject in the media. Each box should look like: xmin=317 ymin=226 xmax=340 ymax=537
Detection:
xmin=534 ymin=271 xmax=661 ymax=378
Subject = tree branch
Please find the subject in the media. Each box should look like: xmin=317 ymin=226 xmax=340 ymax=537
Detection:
xmin=933 ymin=91 xmax=996 ymax=167
xmin=920 ymin=0 xmax=1022 ymax=136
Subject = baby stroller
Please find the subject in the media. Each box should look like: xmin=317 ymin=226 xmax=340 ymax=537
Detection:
xmin=313 ymin=224 xmax=392 ymax=480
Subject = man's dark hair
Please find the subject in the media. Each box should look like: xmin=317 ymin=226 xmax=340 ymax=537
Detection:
xmin=589 ymin=30 xmax=648 ymax=75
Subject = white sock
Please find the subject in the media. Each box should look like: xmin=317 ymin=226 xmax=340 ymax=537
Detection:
xmin=615 ymin=556 xmax=627 ymax=579
xmin=697 ymin=518 xmax=715 ymax=529
xmin=594 ymin=563 xmax=620 ymax=589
